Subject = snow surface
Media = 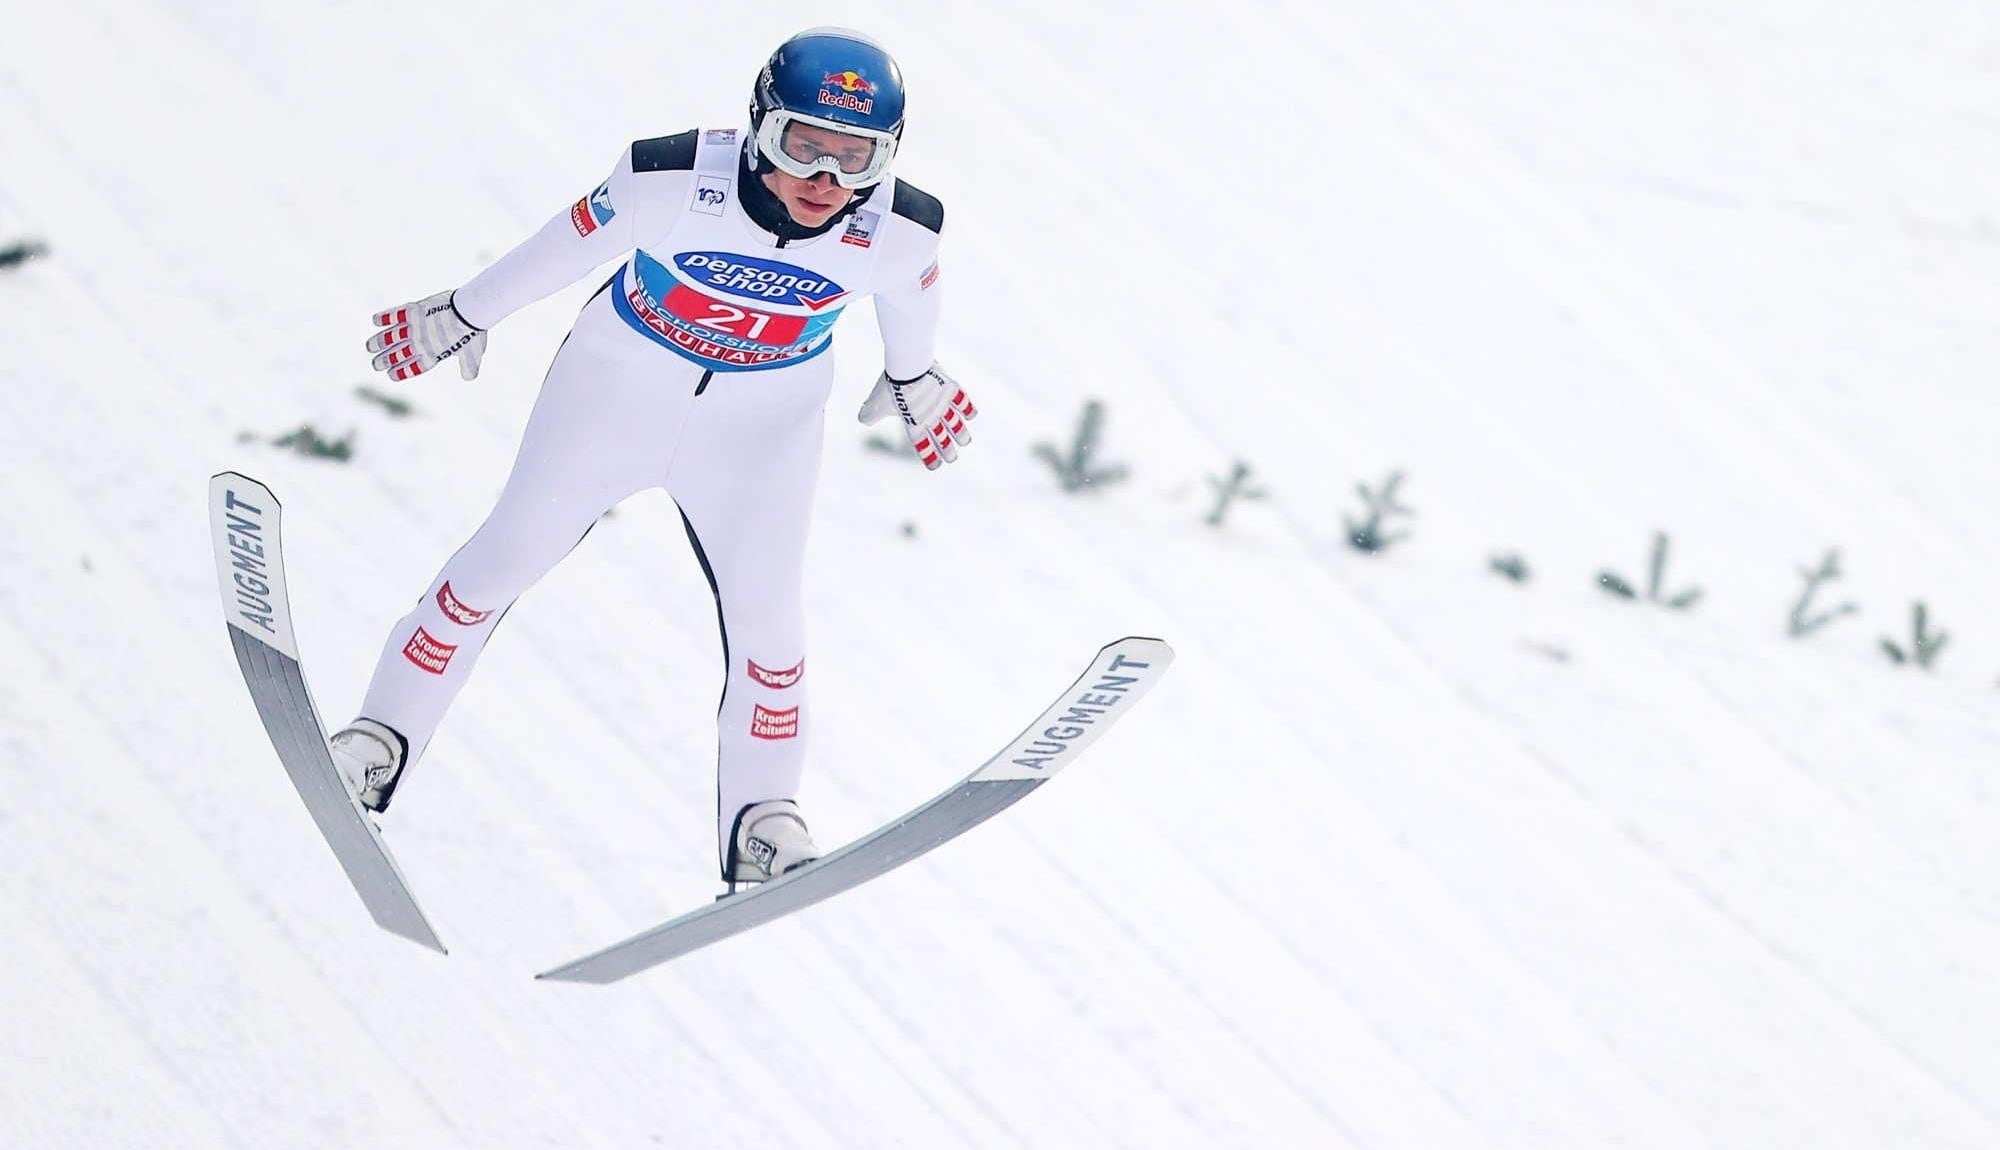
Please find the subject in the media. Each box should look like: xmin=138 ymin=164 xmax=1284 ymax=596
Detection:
xmin=4 ymin=2 xmax=1999 ymax=1146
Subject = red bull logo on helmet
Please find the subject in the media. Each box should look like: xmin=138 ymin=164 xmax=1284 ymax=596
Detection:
xmin=819 ymin=69 xmax=876 ymax=114
xmin=823 ymin=70 xmax=876 ymax=94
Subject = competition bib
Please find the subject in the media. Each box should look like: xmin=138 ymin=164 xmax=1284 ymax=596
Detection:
xmin=608 ymin=126 xmax=887 ymax=374
xmin=617 ymin=250 xmax=848 ymax=372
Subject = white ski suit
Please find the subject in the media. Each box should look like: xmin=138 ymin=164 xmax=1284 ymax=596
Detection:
xmin=355 ymin=127 xmax=945 ymax=872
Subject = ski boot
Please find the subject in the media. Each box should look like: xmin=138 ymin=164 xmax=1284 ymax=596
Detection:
xmin=726 ymin=799 xmax=821 ymax=887
xmin=328 ymin=717 xmax=409 ymax=813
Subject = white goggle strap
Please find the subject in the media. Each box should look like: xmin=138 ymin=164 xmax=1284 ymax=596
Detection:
xmin=755 ymin=111 xmax=897 ymax=188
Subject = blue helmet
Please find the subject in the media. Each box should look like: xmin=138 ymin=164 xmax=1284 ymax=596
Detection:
xmin=750 ymin=27 xmax=906 ymax=189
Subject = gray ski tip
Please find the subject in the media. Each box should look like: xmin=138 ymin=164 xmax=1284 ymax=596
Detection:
xmin=210 ymin=469 xmax=277 ymax=498
xmin=1104 ymin=635 xmax=1172 ymax=657
xmin=536 ymin=946 xmax=636 ymax=983
xmin=398 ymin=929 xmax=448 ymax=956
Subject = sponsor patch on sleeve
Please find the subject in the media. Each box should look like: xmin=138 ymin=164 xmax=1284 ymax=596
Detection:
xmin=571 ymin=180 xmax=617 ymax=237
xmin=919 ymin=258 xmax=940 ymax=290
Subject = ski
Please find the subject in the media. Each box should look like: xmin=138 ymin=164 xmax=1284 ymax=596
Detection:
xmin=208 ymin=472 xmax=446 ymax=953
xmin=537 ymin=635 xmax=1174 ymax=984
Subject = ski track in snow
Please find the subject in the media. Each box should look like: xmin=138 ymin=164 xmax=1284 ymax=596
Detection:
xmin=3 ymin=1 xmax=1997 ymax=1146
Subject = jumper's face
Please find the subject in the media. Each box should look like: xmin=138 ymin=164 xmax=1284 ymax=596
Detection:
xmin=761 ymin=167 xmax=854 ymax=228
xmin=760 ymin=122 xmax=865 ymax=227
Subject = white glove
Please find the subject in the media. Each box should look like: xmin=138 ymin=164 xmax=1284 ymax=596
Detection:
xmin=366 ymin=290 xmax=487 ymax=382
xmin=857 ymin=363 xmax=977 ymax=470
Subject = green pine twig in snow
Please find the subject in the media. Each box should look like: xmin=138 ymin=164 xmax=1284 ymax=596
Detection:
xmin=1788 ymin=548 xmax=1859 ymax=637
xmin=1204 ymin=461 xmax=1268 ymax=526
xmin=1344 ymin=471 xmax=1413 ymax=554
xmin=1032 ymin=400 xmax=1129 ymax=493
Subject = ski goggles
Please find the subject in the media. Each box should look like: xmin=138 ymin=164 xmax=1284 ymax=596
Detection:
xmin=756 ymin=110 xmax=898 ymax=189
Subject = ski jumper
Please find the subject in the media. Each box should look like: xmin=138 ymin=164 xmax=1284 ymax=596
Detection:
xmin=354 ymin=128 xmax=945 ymax=872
